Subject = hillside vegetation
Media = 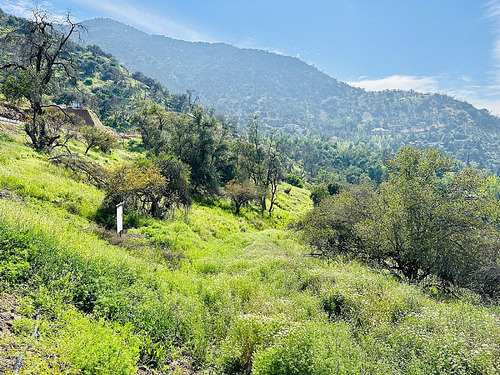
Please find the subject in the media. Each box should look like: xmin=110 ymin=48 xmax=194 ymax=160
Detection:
xmin=81 ymin=18 xmax=500 ymax=173
xmin=1 ymin=117 xmax=500 ymax=374
xmin=0 ymin=8 xmax=190 ymax=131
xmin=0 ymin=7 xmax=499 ymax=375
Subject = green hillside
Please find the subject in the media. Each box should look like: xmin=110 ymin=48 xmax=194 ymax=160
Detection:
xmin=0 ymin=7 xmax=499 ymax=375
xmin=1 ymin=114 xmax=499 ymax=374
xmin=0 ymin=8 xmax=189 ymax=130
xmin=81 ymin=18 xmax=500 ymax=174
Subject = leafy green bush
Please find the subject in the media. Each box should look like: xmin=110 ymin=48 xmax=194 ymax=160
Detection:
xmin=284 ymin=174 xmax=304 ymax=188
xmin=217 ymin=314 xmax=287 ymax=373
xmin=309 ymin=181 xmax=342 ymax=206
xmin=0 ymin=132 xmax=14 ymax=142
xmin=252 ymin=323 xmax=362 ymax=375
xmin=56 ymin=311 xmax=140 ymax=375
xmin=80 ymin=125 xmax=118 ymax=155
xmin=9 ymin=309 xmax=140 ymax=375
xmin=300 ymin=148 xmax=500 ymax=287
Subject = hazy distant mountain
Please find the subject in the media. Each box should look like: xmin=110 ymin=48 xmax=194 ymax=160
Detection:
xmin=81 ymin=18 xmax=500 ymax=172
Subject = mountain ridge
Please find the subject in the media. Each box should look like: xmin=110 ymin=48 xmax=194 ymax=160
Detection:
xmin=79 ymin=17 xmax=500 ymax=173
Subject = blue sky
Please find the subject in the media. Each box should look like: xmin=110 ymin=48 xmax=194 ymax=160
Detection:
xmin=2 ymin=0 xmax=500 ymax=114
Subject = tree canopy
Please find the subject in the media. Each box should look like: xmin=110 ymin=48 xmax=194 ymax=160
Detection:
xmin=298 ymin=147 xmax=500 ymax=288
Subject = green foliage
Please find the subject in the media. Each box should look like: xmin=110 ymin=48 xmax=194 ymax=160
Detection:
xmin=299 ymin=147 xmax=500 ymax=287
xmin=80 ymin=126 xmax=117 ymax=154
xmin=6 ymin=306 xmax=140 ymax=374
xmin=0 ymin=222 xmax=32 ymax=282
xmin=236 ymin=117 xmax=286 ymax=212
xmin=225 ymin=181 xmax=259 ymax=214
xmin=309 ymin=183 xmax=330 ymax=206
xmin=0 ymin=11 xmax=189 ymax=134
xmin=96 ymin=154 xmax=191 ymax=224
xmin=290 ymin=136 xmax=388 ymax=184
xmin=252 ymin=323 xmax=361 ymax=375
xmin=0 ymin=37 xmax=500 ymax=374
xmin=0 ymin=140 xmax=104 ymax=219
xmin=132 ymin=102 xmax=234 ymax=195
xmin=54 ymin=311 xmax=140 ymax=375
xmin=310 ymin=181 xmax=342 ymax=206
xmin=284 ymin=173 xmax=304 ymax=188
xmin=0 ymin=183 xmax=499 ymax=373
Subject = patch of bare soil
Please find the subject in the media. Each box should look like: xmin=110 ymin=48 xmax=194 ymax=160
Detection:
xmin=0 ymin=294 xmax=23 ymax=374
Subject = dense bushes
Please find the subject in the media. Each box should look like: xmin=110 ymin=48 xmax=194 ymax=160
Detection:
xmin=132 ymin=102 xmax=235 ymax=196
xmin=1 ymin=186 xmax=499 ymax=373
xmin=90 ymin=153 xmax=192 ymax=227
xmin=0 ymin=222 xmax=33 ymax=282
xmin=284 ymin=173 xmax=304 ymax=188
xmin=299 ymin=147 xmax=500 ymax=288
xmin=309 ymin=181 xmax=342 ymax=206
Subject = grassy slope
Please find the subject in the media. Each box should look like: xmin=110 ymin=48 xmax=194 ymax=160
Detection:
xmin=0 ymin=132 xmax=499 ymax=374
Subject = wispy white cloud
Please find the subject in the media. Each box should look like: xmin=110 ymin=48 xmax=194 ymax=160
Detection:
xmin=0 ymin=0 xmax=72 ymax=22
xmin=346 ymin=0 xmax=500 ymax=119
xmin=72 ymin=0 xmax=211 ymax=41
xmin=441 ymin=87 xmax=500 ymax=115
xmin=0 ymin=0 xmax=33 ymax=18
xmin=347 ymin=75 xmax=440 ymax=93
xmin=265 ymin=48 xmax=286 ymax=56
xmin=347 ymin=74 xmax=500 ymax=116
xmin=467 ymin=97 xmax=500 ymax=114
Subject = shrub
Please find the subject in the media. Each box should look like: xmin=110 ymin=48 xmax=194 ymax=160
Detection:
xmin=309 ymin=181 xmax=342 ymax=206
xmin=101 ymin=155 xmax=191 ymax=221
xmin=80 ymin=125 xmax=118 ymax=154
xmin=57 ymin=311 xmax=140 ymax=374
xmin=469 ymin=263 xmax=500 ymax=299
xmin=284 ymin=174 xmax=304 ymax=188
xmin=0 ymin=223 xmax=33 ymax=282
xmin=252 ymin=323 xmax=362 ymax=375
xmin=225 ymin=181 xmax=259 ymax=214
xmin=217 ymin=314 xmax=287 ymax=373
xmin=299 ymin=148 xmax=500 ymax=287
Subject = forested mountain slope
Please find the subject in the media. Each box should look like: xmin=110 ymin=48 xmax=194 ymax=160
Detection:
xmin=81 ymin=18 xmax=500 ymax=173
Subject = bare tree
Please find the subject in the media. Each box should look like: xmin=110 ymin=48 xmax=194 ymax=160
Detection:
xmin=1 ymin=7 xmax=85 ymax=149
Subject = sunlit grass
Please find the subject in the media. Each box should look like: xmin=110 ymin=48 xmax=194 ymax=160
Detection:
xmin=0 ymin=140 xmax=104 ymax=219
xmin=0 ymin=137 xmax=498 ymax=374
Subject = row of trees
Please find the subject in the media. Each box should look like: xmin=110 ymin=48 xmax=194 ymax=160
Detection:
xmin=298 ymin=147 xmax=500 ymax=290
xmin=132 ymin=102 xmax=288 ymax=213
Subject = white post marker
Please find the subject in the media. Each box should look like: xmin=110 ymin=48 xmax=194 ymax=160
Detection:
xmin=116 ymin=202 xmax=124 ymax=235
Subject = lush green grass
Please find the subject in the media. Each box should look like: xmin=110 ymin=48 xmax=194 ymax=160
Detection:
xmin=0 ymin=140 xmax=104 ymax=219
xmin=0 ymin=136 xmax=499 ymax=374
xmin=1 ymin=303 xmax=140 ymax=375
